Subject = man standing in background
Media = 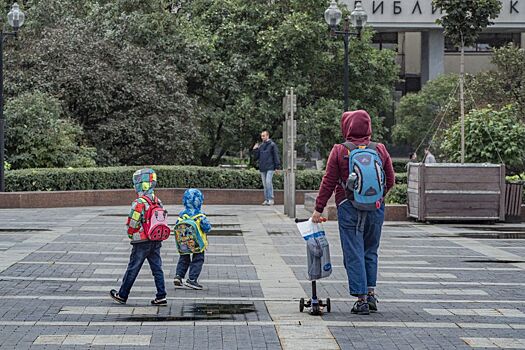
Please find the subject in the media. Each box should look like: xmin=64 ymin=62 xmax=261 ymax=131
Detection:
xmin=253 ymin=130 xmax=281 ymax=205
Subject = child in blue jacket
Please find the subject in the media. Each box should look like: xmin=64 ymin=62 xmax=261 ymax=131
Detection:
xmin=173 ymin=188 xmax=212 ymax=290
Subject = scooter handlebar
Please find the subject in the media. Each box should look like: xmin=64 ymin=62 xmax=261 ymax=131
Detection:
xmin=295 ymin=218 xmax=327 ymax=223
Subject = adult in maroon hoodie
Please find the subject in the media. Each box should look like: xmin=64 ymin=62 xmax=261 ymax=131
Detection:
xmin=311 ymin=110 xmax=395 ymax=315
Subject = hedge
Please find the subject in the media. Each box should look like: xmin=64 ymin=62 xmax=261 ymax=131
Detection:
xmin=5 ymin=165 xmax=409 ymax=193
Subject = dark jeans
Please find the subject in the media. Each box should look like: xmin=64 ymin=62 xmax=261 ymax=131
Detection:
xmin=118 ymin=241 xmax=166 ymax=300
xmin=175 ymin=252 xmax=205 ymax=281
xmin=337 ymin=200 xmax=384 ymax=296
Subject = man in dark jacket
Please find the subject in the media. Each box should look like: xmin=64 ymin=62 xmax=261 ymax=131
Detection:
xmin=253 ymin=130 xmax=281 ymax=205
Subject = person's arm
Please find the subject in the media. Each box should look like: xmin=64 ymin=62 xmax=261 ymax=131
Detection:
xmin=199 ymin=215 xmax=212 ymax=233
xmin=252 ymin=143 xmax=260 ymax=160
xmin=126 ymin=199 xmax=146 ymax=238
xmin=313 ymin=146 xmax=341 ymax=216
xmin=379 ymin=145 xmax=395 ymax=195
xmin=272 ymin=142 xmax=281 ymax=170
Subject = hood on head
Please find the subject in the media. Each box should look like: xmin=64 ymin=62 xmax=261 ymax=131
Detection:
xmin=132 ymin=168 xmax=157 ymax=196
xmin=340 ymin=110 xmax=372 ymax=142
xmin=183 ymin=188 xmax=204 ymax=212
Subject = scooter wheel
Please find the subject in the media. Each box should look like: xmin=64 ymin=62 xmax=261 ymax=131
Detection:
xmin=299 ymin=298 xmax=305 ymax=313
xmin=326 ymin=298 xmax=331 ymax=313
xmin=312 ymin=303 xmax=321 ymax=315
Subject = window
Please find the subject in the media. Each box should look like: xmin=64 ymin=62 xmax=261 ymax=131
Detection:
xmin=445 ymin=33 xmax=521 ymax=52
xmin=372 ymin=32 xmax=398 ymax=51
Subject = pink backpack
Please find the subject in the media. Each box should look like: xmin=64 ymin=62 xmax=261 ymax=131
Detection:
xmin=141 ymin=196 xmax=171 ymax=241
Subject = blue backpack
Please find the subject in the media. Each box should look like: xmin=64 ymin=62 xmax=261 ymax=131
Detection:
xmin=342 ymin=142 xmax=385 ymax=211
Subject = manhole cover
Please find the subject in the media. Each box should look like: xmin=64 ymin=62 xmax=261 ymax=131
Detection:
xmin=458 ymin=232 xmax=525 ymax=239
xmin=207 ymin=229 xmax=243 ymax=236
xmin=0 ymin=228 xmax=51 ymax=233
xmin=464 ymin=259 xmax=525 ymax=264
xmin=190 ymin=303 xmax=256 ymax=316
xmin=123 ymin=303 xmax=257 ymax=322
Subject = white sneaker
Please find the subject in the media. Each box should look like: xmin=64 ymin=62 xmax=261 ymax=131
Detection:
xmin=268 ymin=200 xmax=275 ymax=205
xmin=262 ymin=200 xmax=268 ymax=205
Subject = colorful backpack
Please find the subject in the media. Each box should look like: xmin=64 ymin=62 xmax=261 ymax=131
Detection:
xmin=342 ymin=142 xmax=385 ymax=211
xmin=141 ymin=196 xmax=171 ymax=241
xmin=173 ymin=214 xmax=208 ymax=254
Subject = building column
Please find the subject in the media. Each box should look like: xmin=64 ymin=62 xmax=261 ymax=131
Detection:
xmin=421 ymin=29 xmax=445 ymax=84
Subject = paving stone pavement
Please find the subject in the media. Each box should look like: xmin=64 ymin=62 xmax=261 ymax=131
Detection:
xmin=0 ymin=205 xmax=524 ymax=349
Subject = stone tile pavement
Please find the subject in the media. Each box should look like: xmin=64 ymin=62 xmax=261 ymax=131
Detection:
xmin=0 ymin=204 xmax=524 ymax=349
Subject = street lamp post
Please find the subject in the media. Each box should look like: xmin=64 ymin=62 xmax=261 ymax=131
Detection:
xmin=0 ymin=3 xmax=24 ymax=192
xmin=324 ymin=1 xmax=367 ymax=112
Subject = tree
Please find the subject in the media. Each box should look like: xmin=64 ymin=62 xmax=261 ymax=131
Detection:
xmin=468 ymin=44 xmax=525 ymax=117
xmin=5 ymin=91 xmax=96 ymax=169
xmin=180 ymin=0 xmax=398 ymax=163
xmin=6 ymin=13 xmax=200 ymax=166
xmin=441 ymin=105 xmax=525 ymax=173
xmin=393 ymin=74 xmax=459 ymax=149
xmin=433 ymin=0 xmax=501 ymax=163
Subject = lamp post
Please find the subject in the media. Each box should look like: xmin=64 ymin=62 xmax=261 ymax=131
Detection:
xmin=0 ymin=3 xmax=24 ymax=192
xmin=324 ymin=0 xmax=367 ymax=112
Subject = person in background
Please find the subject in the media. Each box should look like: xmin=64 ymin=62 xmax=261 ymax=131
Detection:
xmin=423 ymin=147 xmax=436 ymax=164
xmin=252 ymin=130 xmax=281 ymax=205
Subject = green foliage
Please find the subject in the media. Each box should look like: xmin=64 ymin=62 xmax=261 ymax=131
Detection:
xmin=385 ymin=184 xmax=407 ymax=205
xmin=4 ymin=91 xmax=96 ymax=169
xmin=5 ymin=165 xmax=407 ymax=195
xmin=4 ymin=166 xmax=319 ymax=192
xmin=3 ymin=0 xmax=399 ymax=168
xmin=393 ymin=74 xmax=459 ymax=148
xmin=441 ymin=105 xmax=525 ymax=172
xmin=3 ymin=161 xmax=11 ymax=171
xmin=433 ymin=0 xmax=501 ymax=48
xmin=468 ymin=45 xmax=525 ymax=117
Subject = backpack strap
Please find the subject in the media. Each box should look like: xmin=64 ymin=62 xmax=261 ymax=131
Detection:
xmin=341 ymin=141 xmax=377 ymax=152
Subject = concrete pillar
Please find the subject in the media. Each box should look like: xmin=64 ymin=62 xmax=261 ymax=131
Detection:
xmin=421 ymin=29 xmax=445 ymax=84
xmin=521 ymin=32 xmax=525 ymax=49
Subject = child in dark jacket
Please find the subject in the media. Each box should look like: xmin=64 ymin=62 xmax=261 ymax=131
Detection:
xmin=110 ymin=168 xmax=167 ymax=306
xmin=173 ymin=188 xmax=212 ymax=290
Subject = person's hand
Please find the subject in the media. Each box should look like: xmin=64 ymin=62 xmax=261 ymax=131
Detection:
xmin=311 ymin=210 xmax=323 ymax=223
xmin=253 ymin=143 xmax=259 ymax=150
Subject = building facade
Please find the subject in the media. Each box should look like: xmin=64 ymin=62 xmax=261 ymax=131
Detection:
xmin=342 ymin=0 xmax=525 ymax=92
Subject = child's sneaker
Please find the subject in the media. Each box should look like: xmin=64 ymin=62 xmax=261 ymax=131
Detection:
xmin=110 ymin=289 xmax=126 ymax=304
xmin=351 ymin=300 xmax=370 ymax=315
xmin=367 ymin=294 xmax=378 ymax=312
xmin=151 ymin=297 xmax=168 ymax=306
xmin=173 ymin=276 xmax=183 ymax=287
xmin=268 ymin=199 xmax=275 ymax=205
xmin=184 ymin=279 xmax=203 ymax=290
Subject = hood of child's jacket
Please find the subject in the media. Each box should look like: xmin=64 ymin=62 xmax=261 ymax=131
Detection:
xmin=132 ymin=168 xmax=157 ymax=196
xmin=341 ymin=110 xmax=372 ymax=143
xmin=183 ymin=188 xmax=204 ymax=213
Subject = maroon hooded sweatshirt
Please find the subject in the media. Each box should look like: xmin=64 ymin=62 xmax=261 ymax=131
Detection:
xmin=314 ymin=110 xmax=395 ymax=213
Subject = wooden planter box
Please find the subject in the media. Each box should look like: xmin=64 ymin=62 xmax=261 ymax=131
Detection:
xmin=407 ymin=163 xmax=505 ymax=222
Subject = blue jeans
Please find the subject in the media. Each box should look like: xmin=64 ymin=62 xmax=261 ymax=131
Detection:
xmin=337 ymin=200 xmax=384 ymax=296
xmin=119 ymin=241 xmax=166 ymax=300
xmin=260 ymin=170 xmax=275 ymax=201
xmin=175 ymin=252 xmax=205 ymax=281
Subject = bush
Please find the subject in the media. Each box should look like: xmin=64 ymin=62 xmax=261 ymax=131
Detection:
xmin=5 ymin=91 xmax=96 ymax=169
xmin=441 ymin=105 xmax=525 ymax=173
xmin=5 ymin=166 xmax=320 ymax=192
xmin=385 ymin=184 xmax=407 ymax=205
xmin=5 ymin=165 xmax=408 ymax=198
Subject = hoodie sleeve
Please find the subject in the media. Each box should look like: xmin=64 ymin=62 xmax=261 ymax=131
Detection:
xmin=314 ymin=145 xmax=341 ymax=213
xmin=377 ymin=144 xmax=395 ymax=194
xmin=199 ymin=215 xmax=212 ymax=233
xmin=126 ymin=199 xmax=146 ymax=237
